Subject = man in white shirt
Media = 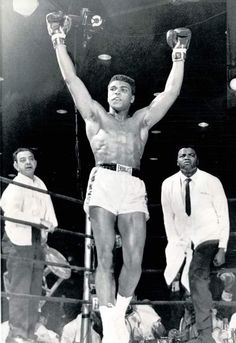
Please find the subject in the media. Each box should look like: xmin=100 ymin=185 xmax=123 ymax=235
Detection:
xmin=1 ymin=148 xmax=58 ymax=343
xmin=161 ymin=147 xmax=230 ymax=343
xmin=125 ymin=303 xmax=166 ymax=341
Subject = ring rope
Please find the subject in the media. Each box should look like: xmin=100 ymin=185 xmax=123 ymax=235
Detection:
xmin=1 ymin=252 xmax=235 ymax=275
xmin=131 ymin=300 xmax=236 ymax=307
xmin=1 ymin=214 xmax=235 ymax=240
xmin=1 ymin=214 xmax=235 ymax=274
xmin=1 ymin=253 xmax=95 ymax=273
xmin=0 ymin=176 xmax=83 ymax=205
xmin=0 ymin=215 xmax=94 ymax=239
xmin=1 ymin=292 xmax=236 ymax=308
xmin=142 ymin=267 xmax=236 ymax=274
xmin=146 ymin=232 xmax=236 ymax=239
xmin=1 ymin=176 xmax=236 ymax=207
xmin=148 ymin=197 xmax=236 ymax=208
xmin=1 ymin=292 xmax=90 ymax=305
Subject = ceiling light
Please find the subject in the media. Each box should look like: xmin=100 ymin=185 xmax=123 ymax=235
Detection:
xmin=0 ymin=77 xmax=4 ymax=82
xmin=151 ymin=130 xmax=161 ymax=134
xmin=149 ymin=157 xmax=158 ymax=161
xmin=98 ymin=54 xmax=112 ymax=61
xmin=171 ymin=0 xmax=200 ymax=3
xmin=56 ymin=109 xmax=68 ymax=114
xmin=229 ymin=78 xmax=236 ymax=91
xmin=13 ymin=0 xmax=39 ymax=16
xmin=198 ymin=122 xmax=209 ymax=128
xmin=8 ymin=174 xmax=16 ymax=178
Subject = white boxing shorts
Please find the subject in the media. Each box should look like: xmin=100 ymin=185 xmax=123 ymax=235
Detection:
xmin=84 ymin=166 xmax=149 ymax=220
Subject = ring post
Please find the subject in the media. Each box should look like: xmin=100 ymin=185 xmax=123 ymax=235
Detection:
xmin=80 ymin=215 xmax=93 ymax=342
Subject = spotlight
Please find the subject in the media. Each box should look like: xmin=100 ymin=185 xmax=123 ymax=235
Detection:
xmin=229 ymin=78 xmax=236 ymax=91
xmin=81 ymin=8 xmax=104 ymax=29
xmin=91 ymin=15 xmax=103 ymax=28
xmin=198 ymin=122 xmax=209 ymax=128
xmin=13 ymin=0 xmax=39 ymax=16
xmin=56 ymin=109 xmax=68 ymax=114
xmin=98 ymin=54 xmax=112 ymax=61
xmin=69 ymin=12 xmax=103 ymax=29
xmin=171 ymin=0 xmax=199 ymax=3
xmin=64 ymin=9 xmax=105 ymax=48
xmin=76 ymin=8 xmax=105 ymax=48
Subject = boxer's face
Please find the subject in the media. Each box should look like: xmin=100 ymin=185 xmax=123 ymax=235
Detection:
xmin=107 ymin=80 xmax=134 ymax=111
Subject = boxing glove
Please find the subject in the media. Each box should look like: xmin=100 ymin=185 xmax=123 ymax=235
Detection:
xmin=166 ymin=27 xmax=191 ymax=62
xmin=46 ymin=11 xmax=71 ymax=49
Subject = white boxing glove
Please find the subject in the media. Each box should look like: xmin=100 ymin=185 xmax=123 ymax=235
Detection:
xmin=46 ymin=11 xmax=71 ymax=48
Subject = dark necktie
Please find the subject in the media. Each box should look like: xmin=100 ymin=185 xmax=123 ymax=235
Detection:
xmin=185 ymin=178 xmax=192 ymax=216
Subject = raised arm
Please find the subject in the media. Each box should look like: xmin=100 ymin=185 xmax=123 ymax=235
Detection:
xmin=46 ymin=12 xmax=99 ymax=121
xmin=142 ymin=28 xmax=191 ymax=129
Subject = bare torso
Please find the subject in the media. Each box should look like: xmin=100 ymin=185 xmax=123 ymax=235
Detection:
xmin=85 ymin=109 xmax=148 ymax=169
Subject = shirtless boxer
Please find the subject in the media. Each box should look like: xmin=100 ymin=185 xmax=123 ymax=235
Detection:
xmin=46 ymin=12 xmax=191 ymax=343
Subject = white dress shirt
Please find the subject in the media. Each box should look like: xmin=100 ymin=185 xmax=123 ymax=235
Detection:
xmin=0 ymin=172 xmax=58 ymax=246
xmin=161 ymin=168 xmax=230 ymax=291
xmin=126 ymin=305 xmax=162 ymax=341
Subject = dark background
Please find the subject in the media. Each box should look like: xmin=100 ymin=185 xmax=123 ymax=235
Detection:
xmin=1 ymin=0 xmax=236 ymax=333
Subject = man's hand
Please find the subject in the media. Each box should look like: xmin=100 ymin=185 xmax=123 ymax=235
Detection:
xmin=40 ymin=219 xmax=56 ymax=233
xmin=218 ymin=272 xmax=236 ymax=292
xmin=166 ymin=27 xmax=192 ymax=62
xmin=152 ymin=320 xmax=166 ymax=338
xmin=213 ymin=248 xmax=226 ymax=267
xmin=46 ymin=11 xmax=71 ymax=48
xmin=217 ymin=271 xmax=235 ymax=302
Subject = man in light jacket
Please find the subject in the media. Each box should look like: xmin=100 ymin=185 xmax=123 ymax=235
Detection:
xmin=161 ymin=147 xmax=230 ymax=343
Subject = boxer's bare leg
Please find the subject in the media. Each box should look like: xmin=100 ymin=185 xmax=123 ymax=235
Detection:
xmin=117 ymin=211 xmax=146 ymax=298
xmin=114 ymin=211 xmax=146 ymax=342
xmin=89 ymin=206 xmax=118 ymax=342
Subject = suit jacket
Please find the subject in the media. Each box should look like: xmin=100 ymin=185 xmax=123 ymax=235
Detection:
xmin=161 ymin=169 xmax=229 ymax=291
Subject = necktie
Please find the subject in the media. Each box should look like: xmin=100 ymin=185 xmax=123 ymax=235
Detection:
xmin=185 ymin=178 xmax=192 ymax=216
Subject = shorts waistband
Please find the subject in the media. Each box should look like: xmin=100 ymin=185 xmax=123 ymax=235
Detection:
xmin=98 ymin=163 xmax=141 ymax=178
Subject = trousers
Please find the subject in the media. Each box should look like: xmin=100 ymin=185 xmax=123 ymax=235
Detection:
xmin=189 ymin=240 xmax=219 ymax=334
xmin=5 ymin=235 xmax=45 ymax=340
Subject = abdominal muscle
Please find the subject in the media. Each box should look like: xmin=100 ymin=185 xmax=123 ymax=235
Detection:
xmin=89 ymin=121 xmax=147 ymax=169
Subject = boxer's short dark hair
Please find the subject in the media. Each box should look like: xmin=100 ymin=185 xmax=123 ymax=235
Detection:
xmin=109 ymin=74 xmax=136 ymax=95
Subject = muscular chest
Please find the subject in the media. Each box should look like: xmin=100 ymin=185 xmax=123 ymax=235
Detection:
xmin=100 ymin=115 xmax=141 ymax=141
xmin=87 ymin=113 xmax=149 ymax=154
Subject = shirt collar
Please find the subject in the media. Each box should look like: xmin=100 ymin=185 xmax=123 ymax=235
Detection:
xmin=16 ymin=172 xmax=36 ymax=184
xmin=179 ymin=168 xmax=199 ymax=182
